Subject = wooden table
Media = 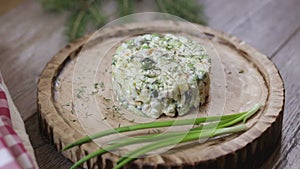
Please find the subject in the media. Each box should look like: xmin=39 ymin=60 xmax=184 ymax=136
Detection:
xmin=0 ymin=0 xmax=299 ymax=168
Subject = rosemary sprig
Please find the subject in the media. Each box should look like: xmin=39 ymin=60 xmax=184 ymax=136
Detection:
xmin=117 ymin=0 xmax=135 ymax=17
xmin=156 ymin=0 xmax=207 ymax=25
xmin=88 ymin=5 xmax=106 ymax=28
xmin=40 ymin=0 xmax=207 ymax=41
xmin=66 ymin=10 xmax=88 ymax=42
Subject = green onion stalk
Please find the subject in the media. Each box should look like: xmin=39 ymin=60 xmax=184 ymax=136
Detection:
xmin=65 ymin=104 xmax=261 ymax=169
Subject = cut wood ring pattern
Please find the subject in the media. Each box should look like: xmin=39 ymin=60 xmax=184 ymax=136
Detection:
xmin=38 ymin=21 xmax=284 ymax=169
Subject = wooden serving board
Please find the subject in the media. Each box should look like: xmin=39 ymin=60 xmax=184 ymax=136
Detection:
xmin=37 ymin=21 xmax=284 ymax=169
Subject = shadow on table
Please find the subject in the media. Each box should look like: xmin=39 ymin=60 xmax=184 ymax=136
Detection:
xmin=25 ymin=114 xmax=82 ymax=169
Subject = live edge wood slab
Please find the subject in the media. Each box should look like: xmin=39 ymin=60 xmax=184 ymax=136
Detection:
xmin=37 ymin=21 xmax=284 ymax=169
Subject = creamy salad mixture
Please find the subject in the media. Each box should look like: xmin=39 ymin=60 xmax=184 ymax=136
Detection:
xmin=112 ymin=33 xmax=210 ymax=118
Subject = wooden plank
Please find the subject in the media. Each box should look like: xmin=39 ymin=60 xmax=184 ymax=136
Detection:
xmin=0 ymin=0 xmax=67 ymax=120
xmin=202 ymin=0 xmax=271 ymax=32
xmin=203 ymin=0 xmax=300 ymax=57
xmin=270 ymin=28 xmax=300 ymax=169
xmin=226 ymin=0 xmax=300 ymax=57
xmin=0 ymin=0 xmax=24 ymax=16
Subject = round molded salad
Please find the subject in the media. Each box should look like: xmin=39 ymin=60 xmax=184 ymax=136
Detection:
xmin=112 ymin=33 xmax=210 ymax=118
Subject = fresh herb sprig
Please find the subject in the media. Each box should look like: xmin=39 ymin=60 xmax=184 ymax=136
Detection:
xmin=62 ymin=107 xmax=253 ymax=151
xmin=64 ymin=104 xmax=261 ymax=169
xmin=115 ymin=125 xmax=247 ymax=169
xmin=40 ymin=0 xmax=207 ymax=41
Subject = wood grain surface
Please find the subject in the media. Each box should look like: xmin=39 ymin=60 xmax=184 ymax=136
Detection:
xmin=37 ymin=21 xmax=283 ymax=169
xmin=0 ymin=0 xmax=299 ymax=168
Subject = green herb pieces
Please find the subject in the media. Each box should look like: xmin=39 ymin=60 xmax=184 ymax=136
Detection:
xmin=141 ymin=58 xmax=156 ymax=70
xmin=100 ymin=82 xmax=105 ymax=89
xmin=187 ymin=62 xmax=194 ymax=69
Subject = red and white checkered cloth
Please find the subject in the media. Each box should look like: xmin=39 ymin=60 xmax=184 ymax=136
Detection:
xmin=0 ymin=77 xmax=35 ymax=169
